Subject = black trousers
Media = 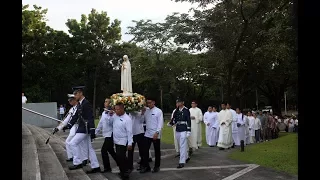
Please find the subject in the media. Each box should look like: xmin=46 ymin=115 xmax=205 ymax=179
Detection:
xmin=128 ymin=133 xmax=144 ymax=169
xmin=101 ymin=136 xmax=118 ymax=170
xmin=141 ymin=137 xmax=161 ymax=169
xmin=255 ymin=130 xmax=261 ymax=142
xmin=115 ymin=144 xmax=129 ymax=177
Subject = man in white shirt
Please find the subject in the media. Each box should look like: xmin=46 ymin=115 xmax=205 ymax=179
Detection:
xmin=140 ymin=97 xmax=164 ymax=173
xmin=128 ymin=107 xmax=146 ymax=171
xmin=59 ymin=105 xmax=65 ymax=120
xmin=227 ymin=103 xmax=239 ymax=147
xmin=248 ymin=111 xmax=255 ymax=143
xmin=111 ymin=102 xmax=133 ymax=180
xmin=252 ymin=112 xmax=262 ymax=143
xmin=95 ymin=98 xmax=118 ymax=173
xmin=22 ymin=92 xmax=27 ymax=104
xmin=54 ymin=94 xmax=85 ymax=163
xmin=203 ymin=106 xmax=219 ymax=147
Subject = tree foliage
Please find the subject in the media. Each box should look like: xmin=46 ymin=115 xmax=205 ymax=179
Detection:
xmin=22 ymin=1 xmax=297 ymax=115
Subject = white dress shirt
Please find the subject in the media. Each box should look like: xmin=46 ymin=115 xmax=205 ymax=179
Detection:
xmin=144 ymin=106 xmax=164 ymax=139
xmin=129 ymin=111 xmax=145 ymax=135
xmin=253 ymin=118 xmax=262 ymax=130
xmin=111 ymin=113 xmax=133 ymax=146
xmin=203 ymin=111 xmax=219 ymax=128
xmin=95 ymin=111 xmax=113 ymax=137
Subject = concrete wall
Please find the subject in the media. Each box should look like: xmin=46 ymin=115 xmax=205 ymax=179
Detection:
xmin=22 ymin=102 xmax=58 ymax=128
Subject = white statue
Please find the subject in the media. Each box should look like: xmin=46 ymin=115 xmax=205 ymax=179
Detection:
xmin=121 ymin=55 xmax=133 ymax=96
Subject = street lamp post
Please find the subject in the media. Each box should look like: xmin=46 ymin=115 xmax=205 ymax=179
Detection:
xmin=284 ymin=92 xmax=287 ymax=115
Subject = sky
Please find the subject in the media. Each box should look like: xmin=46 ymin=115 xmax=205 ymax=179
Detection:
xmin=22 ymin=0 xmax=200 ymax=42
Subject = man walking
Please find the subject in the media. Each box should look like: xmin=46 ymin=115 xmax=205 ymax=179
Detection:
xmin=189 ymin=101 xmax=203 ymax=153
xmin=171 ymin=98 xmax=191 ymax=168
xmin=217 ymin=102 xmax=233 ymax=150
xmin=95 ymin=98 xmax=118 ymax=173
xmin=227 ymin=103 xmax=239 ymax=147
xmin=140 ymin=97 xmax=163 ymax=173
xmin=203 ymin=106 xmax=219 ymax=147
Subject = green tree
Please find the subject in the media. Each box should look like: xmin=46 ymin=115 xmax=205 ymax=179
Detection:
xmin=66 ymin=9 xmax=121 ymax=116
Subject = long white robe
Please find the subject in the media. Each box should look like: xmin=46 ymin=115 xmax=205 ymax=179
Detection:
xmin=244 ymin=115 xmax=250 ymax=145
xmin=121 ymin=58 xmax=133 ymax=95
xmin=229 ymin=109 xmax=239 ymax=146
xmin=203 ymin=111 xmax=219 ymax=146
xmin=236 ymin=113 xmax=246 ymax=144
xmin=197 ymin=116 xmax=203 ymax=147
xmin=217 ymin=109 xmax=233 ymax=149
xmin=248 ymin=116 xmax=255 ymax=143
xmin=189 ymin=107 xmax=203 ymax=149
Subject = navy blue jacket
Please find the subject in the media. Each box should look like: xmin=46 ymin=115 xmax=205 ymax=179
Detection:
xmin=172 ymin=107 xmax=191 ymax=132
xmin=68 ymin=98 xmax=95 ymax=134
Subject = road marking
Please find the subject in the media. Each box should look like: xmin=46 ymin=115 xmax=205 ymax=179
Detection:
xmin=111 ymin=164 xmax=256 ymax=173
xmin=221 ymin=164 xmax=260 ymax=180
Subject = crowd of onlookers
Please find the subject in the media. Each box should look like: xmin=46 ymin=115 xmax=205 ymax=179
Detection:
xmin=249 ymin=110 xmax=298 ymax=143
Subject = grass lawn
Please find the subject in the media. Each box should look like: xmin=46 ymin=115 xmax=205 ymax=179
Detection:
xmin=94 ymin=119 xmax=208 ymax=147
xmin=228 ymin=132 xmax=298 ymax=175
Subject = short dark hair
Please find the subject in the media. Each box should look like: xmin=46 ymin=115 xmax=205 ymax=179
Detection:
xmin=236 ymin=107 xmax=241 ymax=111
xmin=146 ymin=96 xmax=156 ymax=102
xmin=115 ymin=102 xmax=124 ymax=109
xmin=221 ymin=101 xmax=227 ymax=105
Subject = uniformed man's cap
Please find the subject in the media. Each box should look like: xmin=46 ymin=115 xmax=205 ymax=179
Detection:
xmin=72 ymin=86 xmax=85 ymax=94
xmin=176 ymin=98 xmax=184 ymax=103
xmin=67 ymin=94 xmax=75 ymax=101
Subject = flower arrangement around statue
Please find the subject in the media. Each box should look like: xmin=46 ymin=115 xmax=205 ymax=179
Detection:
xmin=110 ymin=93 xmax=146 ymax=112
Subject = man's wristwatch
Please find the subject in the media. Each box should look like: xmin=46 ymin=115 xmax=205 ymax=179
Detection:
xmin=156 ymin=131 xmax=159 ymax=134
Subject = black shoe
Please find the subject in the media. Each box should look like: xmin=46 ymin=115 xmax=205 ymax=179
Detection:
xmin=198 ymin=146 xmax=200 ymax=149
xmin=186 ymin=157 xmax=190 ymax=163
xmin=210 ymin=146 xmax=215 ymax=147
xmin=82 ymin=160 xmax=88 ymax=166
xmin=101 ymin=168 xmax=112 ymax=173
xmin=174 ymin=154 xmax=180 ymax=158
xmin=177 ymin=163 xmax=184 ymax=168
xmin=148 ymin=158 xmax=153 ymax=162
xmin=231 ymin=143 xmax=235 ymax=148
xmin=140 ymin=167 xmax=151 ymax=173
xmin=136 ymin=166 xmax=142 ymax=171
xmin=86 ymin=167 xmax=101 ymax=174
xmin=68 ymin=164 xmax=83 ymax=170
xmin=219 ymin=147 xmax=225 ymax=150
xmin=152 ymin=167 xmax=160 ymax=173
xmin=66 ymin=158 xmax=73 ymax=162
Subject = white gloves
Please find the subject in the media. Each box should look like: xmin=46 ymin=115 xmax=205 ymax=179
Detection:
xmin=186 ymin=131 xmax=191 ymax=137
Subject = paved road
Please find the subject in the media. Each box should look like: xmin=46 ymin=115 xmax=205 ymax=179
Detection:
xmin=50 ymin=129 xmax=298 ymax=180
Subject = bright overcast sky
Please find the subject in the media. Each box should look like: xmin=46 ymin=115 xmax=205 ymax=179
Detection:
xmin=22 ymin=0 xmax=200 ymax=42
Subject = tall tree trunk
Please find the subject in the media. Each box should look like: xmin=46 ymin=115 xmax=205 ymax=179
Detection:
xmin=93 ymin=67 xmax=98 ymax=119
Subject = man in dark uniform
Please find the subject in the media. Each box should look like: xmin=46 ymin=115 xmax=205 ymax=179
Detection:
xmin=170 ymin=98 xmax=191 ymax=168
xmin=55 ymin=86 xmax=101 ymax=173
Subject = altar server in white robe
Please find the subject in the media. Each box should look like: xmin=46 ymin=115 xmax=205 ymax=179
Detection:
xmin=243 ymin=110 xmax=251 ymax=145
xmin=227 ymin=103 xmax=239 ymax=147
xmin=247 ymin=111 xmax=256 ymax=143
xmin=204 ymin=106 xmax=219 ymax=146
xmin=236 ymin=108 xmax=246 ymax=145
xmin=189 ymin=101 xmax=203 ymax=151
xmin=217 ymin=102 xmax=233 ymax=150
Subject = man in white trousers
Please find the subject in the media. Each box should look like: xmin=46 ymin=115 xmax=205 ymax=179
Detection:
xmin=54 ymin=94 xmax=88 ymax=165
xmin=171 ymin=98 xmax=191 ymax=169
xmin=62 ymin=86 xmax=101 ymax=173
